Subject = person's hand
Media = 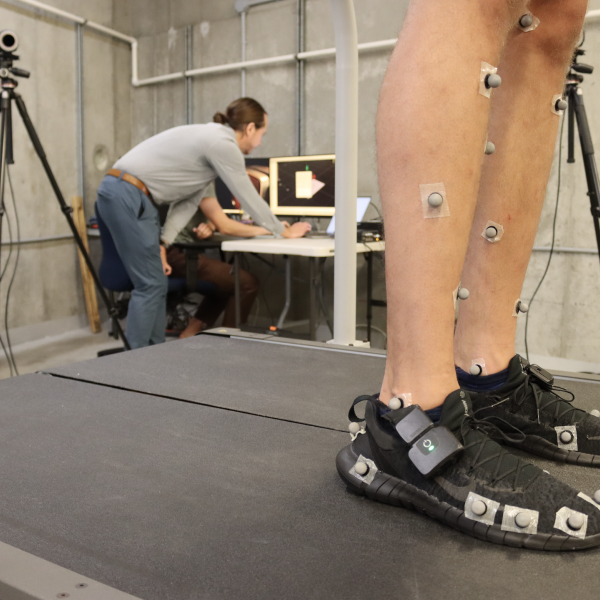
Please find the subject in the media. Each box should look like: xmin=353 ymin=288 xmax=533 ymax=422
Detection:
xmin=193 ymin=223 xmax=213 ymax=240
xmin=281 ymin=221 xmax=291 ymax=228
xmin=281 ymin=222 xmax=312 ymax=239
xmin=160 ymin=245 xmax=172 ymax=276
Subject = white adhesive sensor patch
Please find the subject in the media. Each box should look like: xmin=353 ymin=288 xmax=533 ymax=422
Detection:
xmin=481 ymin=220 xmax=504 ymax=243
xmin=479 ymin=62 xmax=500 ymax=99
xmin=420 ymin=183 xmax=450 ymax=219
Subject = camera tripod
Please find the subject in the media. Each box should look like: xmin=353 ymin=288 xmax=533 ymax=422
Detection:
xmin=0 ymin=31 xmax=130 ymax=351
xmin=565 ymin=41 xmax=600 ymax=269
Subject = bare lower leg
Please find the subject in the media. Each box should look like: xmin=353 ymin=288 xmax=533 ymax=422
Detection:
xmin=454 ymin=0 xmax=588 ymax=374
xmin=379 ymin=0 xmax=527 ymax=408
xmin=179 ymin=317 xmax=204 ymax=339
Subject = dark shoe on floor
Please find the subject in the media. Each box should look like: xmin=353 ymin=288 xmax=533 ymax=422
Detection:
xmin=467 ymin=355 xmax=600 ymax=466
xmin=336 ymin=389 xmax=600 ymax=550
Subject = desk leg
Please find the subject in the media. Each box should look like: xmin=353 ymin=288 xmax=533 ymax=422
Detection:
xmin=309 ymin=257 xmax=318 ymax=340
xmin=234 ymin=253 xmax=241 ymax=328
xmin=366 ymin=252 xmax=373 ymax=343
xmin=276 ymin=255 xmax=291 ymax=329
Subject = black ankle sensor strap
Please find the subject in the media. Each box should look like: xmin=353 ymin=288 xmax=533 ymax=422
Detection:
xmin=386 ymin=405 xmax=464 ymax=478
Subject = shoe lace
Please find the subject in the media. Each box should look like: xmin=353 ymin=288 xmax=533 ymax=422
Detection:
xmin=486 ymin=373 xmax=578 ymax=426
xmin=459 ymin=413 xmax=539 ymax=492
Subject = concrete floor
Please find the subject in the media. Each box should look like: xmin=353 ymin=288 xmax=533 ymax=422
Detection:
xmin=0 ymin=324 xmax=125 ymax=380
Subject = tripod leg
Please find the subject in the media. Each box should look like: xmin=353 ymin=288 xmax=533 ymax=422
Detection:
xmin=13 ymin=93 xmax=131 ymax=350
xmin=572 ymin=87 xmax=600 ymax=269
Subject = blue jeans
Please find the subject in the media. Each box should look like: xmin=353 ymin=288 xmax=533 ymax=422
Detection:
xmin=96 ymin=175 xmax=167 ymax=349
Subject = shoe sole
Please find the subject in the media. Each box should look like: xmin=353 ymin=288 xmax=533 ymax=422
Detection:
xmin=336 ymin=443 xmax=600 ymax=551
xmin=507 ymin=435 xmax=600 ymax=468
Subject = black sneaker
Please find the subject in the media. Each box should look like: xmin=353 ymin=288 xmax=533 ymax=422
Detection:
xmin=467 ymin=355 xmax=600 ymax=466
xmin=336 ymin=389 xmax=600 ymax=550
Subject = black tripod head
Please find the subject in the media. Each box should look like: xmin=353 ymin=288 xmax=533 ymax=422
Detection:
xmin=0 ymin=31 xmax=30 ymax=83
xmin=568 ymin=34 xmax=593 ymax=84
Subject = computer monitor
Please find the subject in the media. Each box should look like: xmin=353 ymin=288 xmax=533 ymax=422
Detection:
xmin=215 ymin=158 xmax=271 ymax=214
xmin=269 ymin=154 xmax=336 ymax=216
xmin=326 ymin=197 xmax=371 ymax=235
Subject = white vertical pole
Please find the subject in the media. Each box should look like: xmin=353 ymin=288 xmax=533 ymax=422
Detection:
xmin=241 ymin=10 xmax=247 ymax=96
xmin=330 ymin=0 xmax=358 ymax=345
xmin=75 ymin=22 xmax=85 ymax=199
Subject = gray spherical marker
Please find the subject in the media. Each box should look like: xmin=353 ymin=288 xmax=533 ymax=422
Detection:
xmin=568 ymin=513 xmax=585 ymax=531
xmin=515 ymin=512 xmax=531 ymax=529
xmin=458 ymin=287 xmax=470 ymax=300
xmin=349 ymin=422 xmax=361 ymax=435
xmin=485 ymin=226 xmax=498 ymax=239
xmin=560 ymin=431 xmax=574 ymax=444
xmin=471 ymin=500 xmax=487 ymax=516
xmin=519 ymin=14 xmax=533 ymax=28
xmin=556 ymin=99 xmax=568 ymax=112
xmin=389 ymin=397 xmax=402 ymax=411
xmin=517 ymin=301 xmax=529 ymax=314
xmin=428 ymin=192 xmax=443 ymax=208
xmin=355 ymin=462 xmax=369 ymax=476
xmin=470 ymin=364 xmax=483 ymax=377
xmin=593 ymin=490 xmax=600 ymax=504
xmin=591 ymin=409 xmax=600 ymax=418
xmin=485 ymin=73 xmax=502 ymax=89
xmin=485 ymin=141 xmax=496 ymax=155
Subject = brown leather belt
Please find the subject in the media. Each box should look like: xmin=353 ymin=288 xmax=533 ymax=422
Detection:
xmin=107 ymin=168 xmax=153 ymax=200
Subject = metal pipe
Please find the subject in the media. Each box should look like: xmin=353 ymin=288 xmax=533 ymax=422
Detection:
xmin=296 ymin=0 xmax=305 ymax=156
xmin=0 ymin=233 xmax=75 ymax=246
xmin=75 ymin=23 xmax=85 ymax=199
xmin=7 ymin=1 xmax=599 ymax=90
xmin=185 ymin=25 xmax=194 ymax=124
xmin=532 ymin=246 xmax=600 ymax=255
xmin=330 ymin=0 xmax=359 ymax=346
xmin=241 ymin=10 xmax=247 ymax=96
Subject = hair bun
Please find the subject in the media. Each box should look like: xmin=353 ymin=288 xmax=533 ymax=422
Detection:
xmin=213 ymin=111 xmax=229 ymax=125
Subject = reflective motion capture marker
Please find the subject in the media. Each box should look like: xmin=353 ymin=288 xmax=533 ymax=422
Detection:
xmin=568 ymin=513 xmax=585 ymax=531
xmin=471 ymin=500 xmax=487 ymax=516
xmin=485 ymin=74 xmax=502 ymax=89
xmin=485 ymin=226 xmax=498 ymax=239
xmin=519 ymin=14 xmax=533 ymax=28
xmin=354 ymin=461 xmax=369 ymax=476
xmin=594 ymin=490 xmax=600 ymax=504
xmin=513 ymin=299 xmax=529 ymax=316
xmin=348 ymin=422 xmax=361 ymax=435
xmin=469 ymin=364 xmax=483 ymax=376
xmin=560 ymin=431 xmax=574 ymax=444
xmin=428 ymin=193 xmax=443 ymax=208
xmin=515 ymin=512 xmax=532 ymax=529
xmin=457 ymin=287 xmax=470 ymax=300
xmin=591 ymin=409 xmax=600 ymax=418
xmin=484 ymin=141 xmax=495 ymax=155
xmin=389 ymin=397 xmax=402 ymax=411
xmin=552 ymin=94 xmax=567 ymax=116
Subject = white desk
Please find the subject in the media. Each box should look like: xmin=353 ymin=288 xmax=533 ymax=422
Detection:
xmin=221 ymin=237 xmax=386 ymax=340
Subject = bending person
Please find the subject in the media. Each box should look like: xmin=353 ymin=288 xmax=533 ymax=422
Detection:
xmin=167 ymin=184 xmax=270 ymax=338
xmin=337 ymin=0 xmax=600 ymax=549
xmin=96 ymin=98 xmax=310 ymax=349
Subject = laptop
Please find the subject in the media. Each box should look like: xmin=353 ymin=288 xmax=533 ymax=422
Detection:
xmin=306 ymin=196 xmax=371 ymax=238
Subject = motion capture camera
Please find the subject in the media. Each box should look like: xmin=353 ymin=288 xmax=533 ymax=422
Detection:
xmin=0 ymin=30 xmax=18 ymax=53
xmin=0 ymin=30 xmax=29 ymax=80
xmin=390 ymin=405 xmax=463 ymax=478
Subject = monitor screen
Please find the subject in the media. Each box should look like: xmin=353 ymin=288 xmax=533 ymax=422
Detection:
xmin=269 ymin=154 xmax=336 ymax=216
xmin=215 ymin=158 xmax=271 ymax=214
xmin=326 ymin=197 xmax=371 ymax=235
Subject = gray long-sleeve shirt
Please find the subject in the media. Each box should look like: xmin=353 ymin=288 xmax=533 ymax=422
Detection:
xmin=113 ymin=123 xmax=285 ymax=244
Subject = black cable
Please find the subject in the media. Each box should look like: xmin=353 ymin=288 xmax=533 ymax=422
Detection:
xmin=0 ymin=173 xmax=14 ymax=376
xmin=524 ymin=111 xmax=566 ymax=362
xmin=3 ymin=167 xmax=19 ymax=375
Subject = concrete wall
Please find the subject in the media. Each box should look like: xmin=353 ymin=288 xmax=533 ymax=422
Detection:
xmin=105 ymin=0 xmax=600 ymax=359
xmin=3 ymin=0 xmax=600 ymax=364
xmin=0 ymin=0 xmax=131 ymax=349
